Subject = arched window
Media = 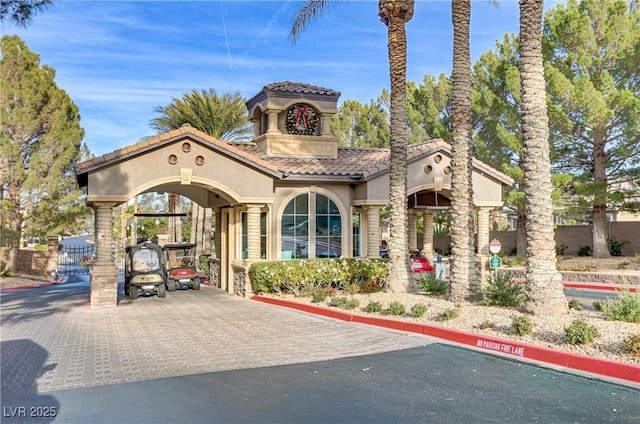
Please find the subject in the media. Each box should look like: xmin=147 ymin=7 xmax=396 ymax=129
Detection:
xmin=281 ymin=193 xmax=342 ymax=259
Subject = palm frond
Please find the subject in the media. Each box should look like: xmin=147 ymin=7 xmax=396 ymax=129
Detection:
xmin=289 ymin=0 xmax=343 ymax=44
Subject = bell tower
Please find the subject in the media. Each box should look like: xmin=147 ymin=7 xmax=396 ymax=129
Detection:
xmin=245 ymin=82 xmax=340 ymax=158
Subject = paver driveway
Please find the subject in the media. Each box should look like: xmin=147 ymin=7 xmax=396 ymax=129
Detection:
xmin=1 ymin=276 xmax=430 ymax=395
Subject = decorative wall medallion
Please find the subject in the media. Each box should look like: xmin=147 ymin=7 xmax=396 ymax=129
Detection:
xmin=168 ymin=154 xmax=178 ymax=165
xmin=424 ymin=165 xmax=433 ymax=174
xmin=182 ymin=142 xmax=191 ymax=152
xmin=195 ymin=155 xmax=205 ymax=166
xmin=444 ymin=165 xmax=452 ymax=174
xmin=285 ymin=103 xmax=319 ymax=136
xmin=434 ymin=154 xmax=442 ymax=163
xmin=180 ymin=168 xmax=192 ymax=185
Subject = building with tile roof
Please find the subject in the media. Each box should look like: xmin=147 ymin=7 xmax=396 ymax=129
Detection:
xmin=76 ymin=82 xmax=513 ymax=309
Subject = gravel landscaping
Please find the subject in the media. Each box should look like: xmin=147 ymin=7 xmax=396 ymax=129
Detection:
xmin=281 ymin=290 xmax=640 ymax=366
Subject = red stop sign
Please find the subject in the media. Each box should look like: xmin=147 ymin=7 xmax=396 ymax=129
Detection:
xmin=489 ymin=239 xmax=501 ymax=254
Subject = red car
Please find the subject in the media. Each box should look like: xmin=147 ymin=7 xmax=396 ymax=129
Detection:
xmin=409 ymin=250 xmax=434 ymax=273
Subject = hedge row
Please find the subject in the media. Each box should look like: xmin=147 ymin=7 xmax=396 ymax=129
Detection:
xmin=248 ymin=258 xmax=389 ymax=294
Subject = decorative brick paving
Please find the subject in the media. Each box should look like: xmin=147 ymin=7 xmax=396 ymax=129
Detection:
xmin=1 ymin=283 xmax=429 ymax=395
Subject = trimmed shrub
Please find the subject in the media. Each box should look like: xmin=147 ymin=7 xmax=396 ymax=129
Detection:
xmin=416 ymin=272 xmax=449 ymax=296
xmin=565 ymin=319 xmax=599 ymax=345
xmin=248 ymin=258 xmax=389 ymax=295
xmin=438 ymin=307 xmax=459 ymax=321
xmin=387 ymin=302 xmax=406 ymax=316
xmin=601 ymin=290 xmax=640 ymax=323
xmin=622 ymin=334 xmax=640 ymax=358
xmin=409 ymin=303 xmax=428 ymax=318
xmin=477 ymin=272 xmax=525 ymax=307
xmin=568 ymin=299 xmax=582 ymax=311
xmin=365 ymin=301 xmax=383 ymax=313
xmin=512 ymin=316 xmax=533 ymax=336
xmin=328 ymin=296 xmax=360 ymax=310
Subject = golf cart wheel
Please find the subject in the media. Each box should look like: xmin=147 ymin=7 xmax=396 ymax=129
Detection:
xmin=167 ymin=280 xmax=176 ymax=292
xmin=128 ymin=286 xmax=137 ymax=300
xmin=157 ymin=283 xmax=166 ymax=298
xmin=192 ymin=278 xmax=201 ymax=290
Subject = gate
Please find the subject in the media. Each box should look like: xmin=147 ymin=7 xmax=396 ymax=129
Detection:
xmin=58 ymin=244 xmax=94 ymax=275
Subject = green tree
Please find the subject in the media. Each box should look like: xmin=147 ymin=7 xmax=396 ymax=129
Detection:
xmin=1 ymin=35 xmax=87 ymax=268
xmin=291 ymin=0 xmax=416 ymax=292
xmin=330 ymin=97 xmax=390 ymax=147
xmin=519 ymin=0 xmax=568 ymax=315
xmin=543 ymin=0 xmax=640 ymax=257
xmin=407 ymin=74 xmax=452 ymax=144
xmin=1 ymin=0 xmax=52 ymax=27
xmin=472 ymin=34 xmax=528 ymax=255
xmin=150 ymin=88 xmax=251 ymax=141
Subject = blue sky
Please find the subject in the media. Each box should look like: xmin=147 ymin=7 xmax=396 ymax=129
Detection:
xmin=5 ymin=0 xmax=547 ymax=157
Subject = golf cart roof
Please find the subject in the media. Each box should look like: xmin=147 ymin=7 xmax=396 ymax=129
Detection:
xmin=125 ymin=241 xmax=163 ymax=253
xmin=162 ymin=243 xmax=197 ymax=250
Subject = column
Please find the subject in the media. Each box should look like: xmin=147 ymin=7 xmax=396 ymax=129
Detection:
xmin=251 ymin=117 xmax=261 ymax=138
xmin=422 ymin=211 xmax=434 ymax=258
xmin=365 ymin=206 xmax=382 ymax=257
xmin=94 ymin=204 xmax=115 ymax=264
xmin=90 ymin=202 xmax=118 ymax=309
xmin=321 ymin=114 xmax=332 ymax=136
xmin=213 ymin=208 xmax=222 ymax=259
xmin=267 ymin=110 xmax=279 ymax=133
xmin=246 ymin=205 xmax=262 ymax=260
xmin=475 ymin=206 xmax=492 ymax=289
xmin=476 ymin=207 xmax=491 ymax=256
xmin=46 ymin=235 xmax=59 ymax=280
xmin=408 ymin=209 xmax=417 ymax=250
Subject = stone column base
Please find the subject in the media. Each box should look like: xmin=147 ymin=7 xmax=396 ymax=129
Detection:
xmin=475 ymin=254 xmax=490 ymax=289
xmin=90 ymin=263 xmax=119 ymax=309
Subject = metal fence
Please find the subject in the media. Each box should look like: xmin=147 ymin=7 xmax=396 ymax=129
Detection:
xmin=58 ymin=244 xmax=94 ymax=275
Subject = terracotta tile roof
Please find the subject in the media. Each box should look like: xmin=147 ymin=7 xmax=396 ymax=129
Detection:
xmin=76 ymin=126 xmax=512 ymax=187
xmin=234 ymin=143 xmax=389 ymax=178
xmin=246 ymin=81 xmax=340 ymax=106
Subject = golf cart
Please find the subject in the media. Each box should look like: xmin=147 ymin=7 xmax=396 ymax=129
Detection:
xmin=162 ymin=243 xmax=201 ymax=291
xmin=124 ymin=241 xmax=166 ymax=299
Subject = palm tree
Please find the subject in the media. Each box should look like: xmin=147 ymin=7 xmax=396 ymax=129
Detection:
xmin=151 ymin=88 xmax=252 ymax=252
xmin=150 ymin=88 xmax=251 ymax=141
xmin=518 ymin=0 xmax=567 ymax=315
xmin=291 ymin=0 xmax=415 ymax=292
xmin=449 ymin=0 xmax=477 ymax=301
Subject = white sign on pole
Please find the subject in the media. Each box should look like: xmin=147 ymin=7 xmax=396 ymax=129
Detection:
xmin=489 ymin=239 xmax=502 ymax=254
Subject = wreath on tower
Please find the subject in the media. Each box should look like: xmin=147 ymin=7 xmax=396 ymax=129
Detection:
xmin=285 ymin=103 xmax=319 ymax=136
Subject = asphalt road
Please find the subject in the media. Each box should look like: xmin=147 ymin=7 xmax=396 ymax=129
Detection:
xmin=3 ymin=344 xmax=639 ymax=424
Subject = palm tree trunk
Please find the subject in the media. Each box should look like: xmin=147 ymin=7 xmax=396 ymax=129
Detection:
xmin=519 ymin=0 xmax=567 ymax=315
xmin=449 ymin=0 xmax=477 ymax=301
xmin=379 ymin=0 xmax=415 ymax=292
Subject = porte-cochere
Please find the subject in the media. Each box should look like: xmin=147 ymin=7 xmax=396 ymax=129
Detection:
xmin=76 ymin=82 xmax=512 ymax=308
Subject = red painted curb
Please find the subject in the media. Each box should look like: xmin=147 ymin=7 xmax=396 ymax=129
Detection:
xmin=1 ymin=275 xmax=66 ymax=291
xmin=1 ymin=281 xmax=56 ymax=291
xmin=563 ymin=282 xmax=638 ymax=292
xmin=251 ymin=295 xmax=640 ymax=384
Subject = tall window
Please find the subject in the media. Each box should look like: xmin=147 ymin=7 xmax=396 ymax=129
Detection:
xmin=281 ymin=194 xmax=309 ymax=259
xmin=241 ymin=211 xmax=266 ymax=259
xmin=352 ymin=211 xmax=362 ymax=257
xmin=281 ymin=193 xmax=342 ymax=259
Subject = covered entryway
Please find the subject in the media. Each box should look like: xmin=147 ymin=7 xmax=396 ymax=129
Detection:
xmin=76 ymin=82 xmax=512 ymax=309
